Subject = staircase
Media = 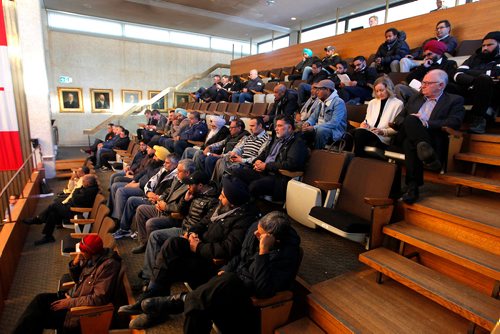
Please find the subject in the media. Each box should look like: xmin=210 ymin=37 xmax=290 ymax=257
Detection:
xmin=277 ymin=187 xmax=500 ymax=333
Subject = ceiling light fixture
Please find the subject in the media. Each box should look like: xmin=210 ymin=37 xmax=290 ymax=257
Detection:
xmin=291 ymin=17 xmax=296 ymax=21
xmin=266 ymin=0 xmax=276 ymax=6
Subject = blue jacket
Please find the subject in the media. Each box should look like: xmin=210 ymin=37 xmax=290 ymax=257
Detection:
xmin=306 ymin=91 xmax=347 ymax=142
xmin=179 ymin=121 xmax=208 ymax=142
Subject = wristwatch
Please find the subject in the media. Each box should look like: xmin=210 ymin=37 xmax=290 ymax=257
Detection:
xmin=207 ymin=152 xmax=212 ymax=156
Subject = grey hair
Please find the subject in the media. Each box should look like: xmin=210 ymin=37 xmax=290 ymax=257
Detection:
xmin=166 ymin=153 xmax=180 ymax=165
xmin=275 ymin=84 xmax=287 ymax=94
xmin=178 ymin=159 xmax=196 ymax=174
xmin=429 ymin=69 xmax=448 ymax=85
xmin=258 ymin=211 xmax=290 ymax=237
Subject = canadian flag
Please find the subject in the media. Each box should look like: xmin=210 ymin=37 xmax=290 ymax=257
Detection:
xmin=0 ymin=0 xmax=23 ymax=171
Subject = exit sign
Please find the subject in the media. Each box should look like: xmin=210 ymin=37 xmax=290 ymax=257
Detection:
xmin=59 ymin=76 xmax=73 ymax=84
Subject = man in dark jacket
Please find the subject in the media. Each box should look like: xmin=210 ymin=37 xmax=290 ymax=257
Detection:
xmin=265 ymin=84 xmax=300 ymax=127
xmin=119 ymin=176 xmax=258 ymax=326
xmin=322 ymin=45 xmax=342 ymax=74
xmin=232 ymin=115 xmax=308 ymax=201
xmin=297 ymin=61 xmax=329 ymax=104
xmin=338 ymin=55 xmax=378 ymax=104
xmin=13 ymin=235 xmax=122 ymax=334
xmin=395 ymin=40 xmax=458 ymax=103
xmin=231 ymin=69 xmax=264 ymax=103
xmin=24 ymin=174 xmax=99 ymax=246
xmin=164 ymin=111 xmax=208 ymax=156
xmin=448 ymin=31 xmax=500 ymax=134
xmin=371 ymin=28 xmax=410 ymax=73
xmin=131 ymin=211 xmax=301 ymax=333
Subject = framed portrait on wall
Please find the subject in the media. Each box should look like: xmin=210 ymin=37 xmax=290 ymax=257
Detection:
xmin=173 ymin=92 xmax=191 ymax=107
xmin=122 ymin=89 xmax=142 ymax=107
xmin=57 ymin=87 xmax=83 ymax=113
xmin=90 ymin=88 xmax=113 ymax=113
xmin=148 ymin=90 xmax=166 ymax=111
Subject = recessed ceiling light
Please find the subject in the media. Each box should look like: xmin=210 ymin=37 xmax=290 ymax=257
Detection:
xmin=291 ymin=17 xmax=296 ymax=21
xmin=266 ymin=0 xmax=276 ymax=6
xmin=350 ymin=12 xmax=355 ymax=15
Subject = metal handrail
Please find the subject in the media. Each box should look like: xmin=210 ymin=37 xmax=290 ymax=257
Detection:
xmin=83 ymin=63 xmax=230 ymax=136
xmin=0 ymin=150 xmax=36 ymax=224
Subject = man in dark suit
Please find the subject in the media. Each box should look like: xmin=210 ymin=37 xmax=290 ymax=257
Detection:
xmin=63 ymin=93 xmax=79 ymax=108
xmin=24 ymin=175 xmax=100 ymax=245
xmin=95 ymin=93 xmax=109 ymax=109
xmin=394 ymin=69 xmax=465 ymax=203
xmin=264 ymin=84 xmax=299 ymax=129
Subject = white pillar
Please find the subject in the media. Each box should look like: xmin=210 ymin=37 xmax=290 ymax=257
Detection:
xmin=16 ymin=0 xmax=55 ymax=178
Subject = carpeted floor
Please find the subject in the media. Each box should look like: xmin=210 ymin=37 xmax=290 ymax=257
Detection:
xmin=0 ymin=147 xmax=366 ymax=333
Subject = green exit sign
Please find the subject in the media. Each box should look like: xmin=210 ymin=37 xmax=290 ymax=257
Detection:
xmin=59 ymin=76 xmax=72 ymax=84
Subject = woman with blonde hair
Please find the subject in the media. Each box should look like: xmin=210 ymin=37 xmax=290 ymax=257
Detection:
xmin=353 ymin=76 xmax=403 ymax=157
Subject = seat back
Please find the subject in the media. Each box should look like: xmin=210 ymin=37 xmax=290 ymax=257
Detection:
xmin=216 ymin=102 xmax=228 ymax=114
xmin=302 ymin=150 xmax=352 ymax=187
xmin=291 ymin=80 xmax=306 ymax=90
xmin=90 ymin=194 xmax=106 ymax=220
xmin=387 ymin=72 xmax=407 ymax=85
xmin=191 ymin=102 xmax=201 ymax=111
xmin=455 ymin=39 xmax=481 ymax=56
xmin=185 ymin=102 xmax=195 ymax=110
xmin=270 ymin=68 xmax=282 ymax=80
xmin=92 ymin=204 xmax=111 ymax=233
xmin=226 ymin=102 xmax=240 ymax=115
xmin=237 ymin=103 xmax=253 ymax=116
xmin=263 ymin=81 xmax=278 ymax=93
xmin=198 ymin=102 xmax=210 ymax=112
xmin=207 ymin=102 xmax=218 ymax=113
xmin=336 ymin=157 xmax=396 ymax=221
xmin=346 ymin=104 xmax=368 ymax=128
xmin=99 ymin=216 xmax=116 ymax=249
xmin=250 ymin=103 xmax=268 ymax=117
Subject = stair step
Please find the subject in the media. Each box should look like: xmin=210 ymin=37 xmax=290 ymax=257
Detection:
xmin=439 ymin=172 xmax=500 ymax=193
xmin=455 ymin=152 xmax=500 ymax=166
xmin=383 ymin=222 xmax=500 ymax=280
xmin=359 ymin=248 xmax=500 ymax=331
xmin=308 ymin=269 xmax=470 ymax=333
xmin=275 ymin=317 xmax=325 ymax=334
xmin=469 ymin=133 xmax=500 ymax=143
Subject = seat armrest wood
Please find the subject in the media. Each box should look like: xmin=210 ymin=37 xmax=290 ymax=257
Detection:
xmin=364 ymin=197 xmax=393 ymax=206
xmin=279 ymin=169 xmax=304 ymax=178
xmin=442 ymin=126 xmax=462 ymax=138
xmin=187 ymin=140 xmax=204 ymax=146
xmin=314 ymin=181 xmax=342 ymax=191
xmin=70 ymin=303 xmax=114 ymax=316
xmin=70 ymin=207 xmax=92 ymax=213
xmin=212 ymin=258 xmax=226 ymax=267
xmin=171 ymin=212 xmax=184 ymax=220
xmin=71 ymin=232 xmax=98 ymax=239
xmin=69 ymin=219 xmax=95 ymax=224
xmin=251 ymin=291 xmax=293 ymax=307
xmin=61 ymin=281 xmax=76 ymax=290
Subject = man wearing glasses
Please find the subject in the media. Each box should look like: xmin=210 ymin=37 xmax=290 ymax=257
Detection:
xmin=400 ymin=20 xmax=458 ymax=73
xmin=393 ymin=69 xmax=464 ymax=204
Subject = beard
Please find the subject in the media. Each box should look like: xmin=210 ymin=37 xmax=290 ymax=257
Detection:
xmin=479 ymin=45 xmax=499 ymax=61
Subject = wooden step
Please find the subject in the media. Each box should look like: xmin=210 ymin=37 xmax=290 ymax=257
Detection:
xmin=455 ymin=153 xmax=500 ymax=166
xmin=360 ymin=248 xmax=500 ymax=331
xmin=275 ymin=317 xmax=325 ymax=334
xmin=439 ymin=172 xmax=500 ymax=193
xmin=469 ymin=133 xmax=500 ymax=143
xmin=308 ymin=269 xmax=470 ymax=334
xmin=383 ymin=222 xmax=500 ymax=280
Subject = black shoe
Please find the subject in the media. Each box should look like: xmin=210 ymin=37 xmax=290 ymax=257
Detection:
xmin=402 ymin=186 xmax=419 ymax=204
xmin=23 ymin=217 xmax=42 ymax=225
xmin=132 ymin=244 xmax=146 ymax=254
xmin=416 ymin=142 xmax=441 ymax=171
xmin=118 ymin=302 xmax=143 ymax=316
xmin=129 ymin=314 xmax=166 ymax=330
xmin=34 ymin=235 xmax=55 ymax=246
xmin=141 ymin=293 xmax=185 ymax=317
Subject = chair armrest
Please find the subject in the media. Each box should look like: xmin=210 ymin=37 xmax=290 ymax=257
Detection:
xmin=69 ymin=218 xmax=95 ymax=224
xmin=212 ymin=258 xmax=227 ymax=267
xmin=70 ymin=303 xmax=114 ymax=316
xmin=70 ymin=207 xmax=92 ymax=213
xmin=61 ymin=281 xmax=76 ymax=290
xmin=251 ymin=291 xmax=293 ymax=307
xmin=263 ymin=89 xmax=274 ymax=94
xmin=441 ymin=126 xmax=462 ymax=138
xmin=313 ymin=181 xmax=342 ymax=191
xmin=71 ymin=232 xmax=98 ymax=239
xmin=70 ymin=252 xmax=80 ymax=257
xmin=364 ymin=197 xmax=393 ymax=206
xmin=114 ymin=149 xmax=127 ymax=154
xmin=187 ymin=140 xmax=204 ymax=146
xmin=279 ymin=169 xmax=304 ymax=178
xmin=171 ymin=212 xmax=184 ymax=220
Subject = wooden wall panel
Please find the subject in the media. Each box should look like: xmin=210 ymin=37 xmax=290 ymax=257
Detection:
xmin=231 ymin=0 xmax=500 ymax=74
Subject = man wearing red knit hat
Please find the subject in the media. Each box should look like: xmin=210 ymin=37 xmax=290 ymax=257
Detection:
xmin=12 ymin=235 xmax=121 ymax=334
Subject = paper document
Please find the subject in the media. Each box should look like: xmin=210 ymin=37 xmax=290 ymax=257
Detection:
xmin=409 ymin=79 xmax=422 ymax=91
xmin=337 ymin=74 xmax=351 ymax=84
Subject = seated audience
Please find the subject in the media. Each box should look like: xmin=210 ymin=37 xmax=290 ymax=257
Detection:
xmin=231 ymin=69 xmax=264 ymax=103
xmin=80 ymin=123 xmax=114 ymax=155
xmin=400 ymin=20 xmax=458 ymax=73
xmin=118 ymin=176 xmax=257 ymax=328
xmin=296 ymin=83 xmax=321 ymax=128
xmin=396 ymin=40 xmax=457 ymax=103
xmin=233 ymin=115 xmax=308 ymax=201
xmin=109 ymin=140 xmax=148 ymax=186
xmin=137 ymin=109 xmax=156 ymax=141
xmin=126 ymin=159 xmax=195 ymax=246
xmin=60 ymin=166 xmax=91 ymax=205
xmin=302 ymin=79 xmax=347 ymax=149
xmin=211 ymin=117 xmax=270 ymax=183
xmin=3 ymin=194 xmax=19 ymax=223
xmin=371 ymin=28 xmax=410 ymax=73
xmin=297 ymin=61 xmax=328 ymax=105
xmin=330 ymin=60 xmax=349 ymax=88
xmin=24 ymin=174 xmax=99 ymax=246
xmin=181 ymin=116 xmax=229 ymax=160
xmin=111 ymin=150 xmax=176 ymax=235
xmin=193 ymin=119 xmax=248 ymax=176
xmin=163 ymin=111 xmax=208 ymax=156
xmin=448 ymin=31 xmax=500 ymax=134
xmin=321 ymin=45 xmax=341 ymax=75
xmin=131 ymin=211 xmax=300 ymax=334
xmin=265 ymin=84 xmax=300 ymax=127
xmin=12 ymin=235 xmax=121 ymax=334
xmin=338 ymin=55 xmax=378 ymax=105
xmin=353 ymin=76 xmax=404 ymax=157
xmin=393 ymin=69 xmax=465 ymax=203
xmin=142 ymin=110 xmax=167 ymax=143
xmin=95 ymin=126 xmax=130 ymax=170
xmin=288 ymin=48 xmax=319 ymax=81
xmin=152 ymin=109 xmax=190 ymax=147
xmin=191 ymin=75 xmax=224 ymax=102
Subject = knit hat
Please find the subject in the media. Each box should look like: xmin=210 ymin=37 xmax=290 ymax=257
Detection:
xmin=423 ymin=40 xmax=447 ymax=55
xmin=183 ymin=171 xmax=209 ymax=185
xmin=153 ymin=145 xmax=168 ymax=161
xmin=175 ymin=108 xmax=187 ymax=117
xmin=80 ymin=235 xmax=103 ymax=255
xmin=483 ymin=31 xmax=500 ymax=42
xmin=303 ymin=48 xmax=313 ymax=57
xmin=222 ymin=175 xmax=250 ymax=206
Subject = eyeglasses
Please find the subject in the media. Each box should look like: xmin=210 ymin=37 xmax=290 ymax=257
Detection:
xmin=316 ymin=87 xmax=328 ymax=90
xmin=229 ymin=126 xmax=240 ymax=129
xmin=421 ymin=81 xmax=441 ymax=86
xmin=436 ymin=26 xmax=448 ymax=30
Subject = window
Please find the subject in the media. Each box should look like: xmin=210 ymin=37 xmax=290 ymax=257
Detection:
xmin=301 ymin=21 xmax=346 ymax=43
xmin=47 ymin=11 xmax=122 ymax=36
xmin=124 ymin=24 xmax=170 ymax=43
xmin=257 ymin=35 xmax=289 ymax=53
xmin=211 ymin=37 xmax=251 ymax=55
xmin=170 ymin=31 xmax=210 ymax=49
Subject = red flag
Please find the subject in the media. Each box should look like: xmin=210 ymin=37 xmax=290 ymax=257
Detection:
xmin=0 ymin=0 xmax=23 ymax=171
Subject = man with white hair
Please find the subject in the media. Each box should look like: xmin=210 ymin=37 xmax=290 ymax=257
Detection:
xmin=231 ymin=69 xmax=264 ymax=103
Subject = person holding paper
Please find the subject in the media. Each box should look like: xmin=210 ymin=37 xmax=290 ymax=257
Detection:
xmin=353 ymin=76 xmax=403 ymax=157
xmin=338 ymin=56 xmax=377 ymax=105
xmin=395 ymin=40 xmax=457 ymax=103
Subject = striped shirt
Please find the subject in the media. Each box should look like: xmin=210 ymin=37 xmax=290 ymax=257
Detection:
xmin=230 ymin=130 xmax=270 ymax=164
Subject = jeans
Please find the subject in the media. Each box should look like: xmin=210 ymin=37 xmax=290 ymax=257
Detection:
xmin=142 ymin=227 xmax=183 ymax=280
